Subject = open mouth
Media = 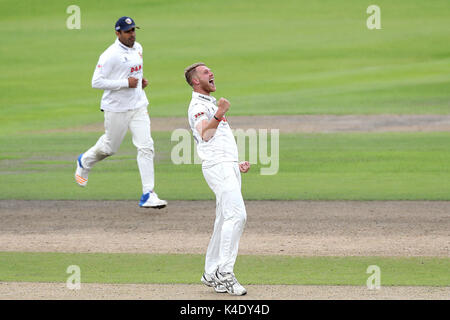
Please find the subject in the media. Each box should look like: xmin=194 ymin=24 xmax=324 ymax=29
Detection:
xmin=209 ymin=78 xmax=215 ymax=85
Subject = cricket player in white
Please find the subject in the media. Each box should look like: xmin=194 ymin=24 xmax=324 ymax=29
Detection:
xmin=75 ymin=16 xmax=167 ymax=208
xmin=185 ymin=63 xmax=250 ymax=296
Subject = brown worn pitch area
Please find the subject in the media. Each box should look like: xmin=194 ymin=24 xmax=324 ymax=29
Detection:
xmin=40 ymin=114 xmax=450 ymax=133
xmin=0 ymin=200 xmax=449 ymax=256
xmin=0 ymin=200 xmax=449 ymax=299
xmin=1 ymin=283 xmax=449 ymax=300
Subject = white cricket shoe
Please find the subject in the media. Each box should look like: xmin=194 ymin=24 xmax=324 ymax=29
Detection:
xmin=75 ymin=154 xmax=89 ymax=187
xmin=215 ymin=270 xmax=247 ymax=296
xmin=139 ymin=191 xmax=167 ymax=208
xmin=201 ymin=272 xmax=227 ymax=293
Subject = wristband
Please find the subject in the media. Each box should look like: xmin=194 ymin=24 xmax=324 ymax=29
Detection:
xmin=214 ymin=115 xmax=221 ymax=122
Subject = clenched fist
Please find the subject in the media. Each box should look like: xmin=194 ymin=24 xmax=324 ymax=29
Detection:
xmin=142 ymin=78 xmax=149 ymax=89
xmin=128 ymin=77 xmax=139 ymax=88
xmin=217 ymin=98 xmax=230 ymax=117
xmin=239 ymin=161 xmax=250 ymax=173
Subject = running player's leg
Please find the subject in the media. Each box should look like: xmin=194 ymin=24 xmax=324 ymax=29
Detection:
xmin=82 ymin=111 xmax=129 ymax=169
xmin=128 ymin=107 xmax=155 ymax=194
xmin=129 ymin=107 xmax=166 ymax=208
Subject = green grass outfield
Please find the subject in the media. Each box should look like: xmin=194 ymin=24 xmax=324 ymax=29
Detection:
xmin=1 ymin=0 xmax=449 ymax=135
xmin=1 ymin=131 xmax=450 ymax=200
xmin=2 ymin=1 xmax=449 ymax=201
xmin=0 ymin=252 xmax=448 ymax=286
xmin=1 ymin=1 xmax=448 ymax=291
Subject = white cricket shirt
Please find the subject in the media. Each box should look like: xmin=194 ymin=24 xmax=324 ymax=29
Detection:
xmin=188 ymin=92 xmax=239 ymax=168
xmin=92 ymin=38 xmax=149 ymax=112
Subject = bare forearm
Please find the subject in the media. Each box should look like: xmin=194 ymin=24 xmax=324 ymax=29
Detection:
xmin=199 ymin=116 xmax=221 ymax=141
xmin=196 ymin=98 xmax=229 ymax=142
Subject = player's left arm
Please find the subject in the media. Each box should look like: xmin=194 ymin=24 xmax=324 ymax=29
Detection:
xmin=142 ymin=78 xmax=149 ymax=89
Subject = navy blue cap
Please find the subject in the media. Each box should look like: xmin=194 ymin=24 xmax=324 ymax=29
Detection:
xmin=115 ymin=16 xmax=139 ymax=31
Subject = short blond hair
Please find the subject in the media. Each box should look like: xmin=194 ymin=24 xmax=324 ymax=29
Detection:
xmin=184 ymin=62 xmax=205 ymax=87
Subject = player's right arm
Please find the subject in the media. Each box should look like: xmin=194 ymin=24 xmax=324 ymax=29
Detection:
xmin=91 ymin=53 xmax=132 ymax=90
xmin=196 ymin=98 xmax=230 ymax=142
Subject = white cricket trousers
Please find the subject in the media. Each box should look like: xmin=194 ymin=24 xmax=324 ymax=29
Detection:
xmin=81 ymin=107 xmax=155 ymax=194
xmin=202 ymin=161 xmax=247 ymax=274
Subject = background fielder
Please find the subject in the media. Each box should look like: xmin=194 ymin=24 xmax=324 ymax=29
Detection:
xmin=185 ymin=62 xmax=251 ymax=296
xmin=75 ymin=16 xmax=167 ymax=208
